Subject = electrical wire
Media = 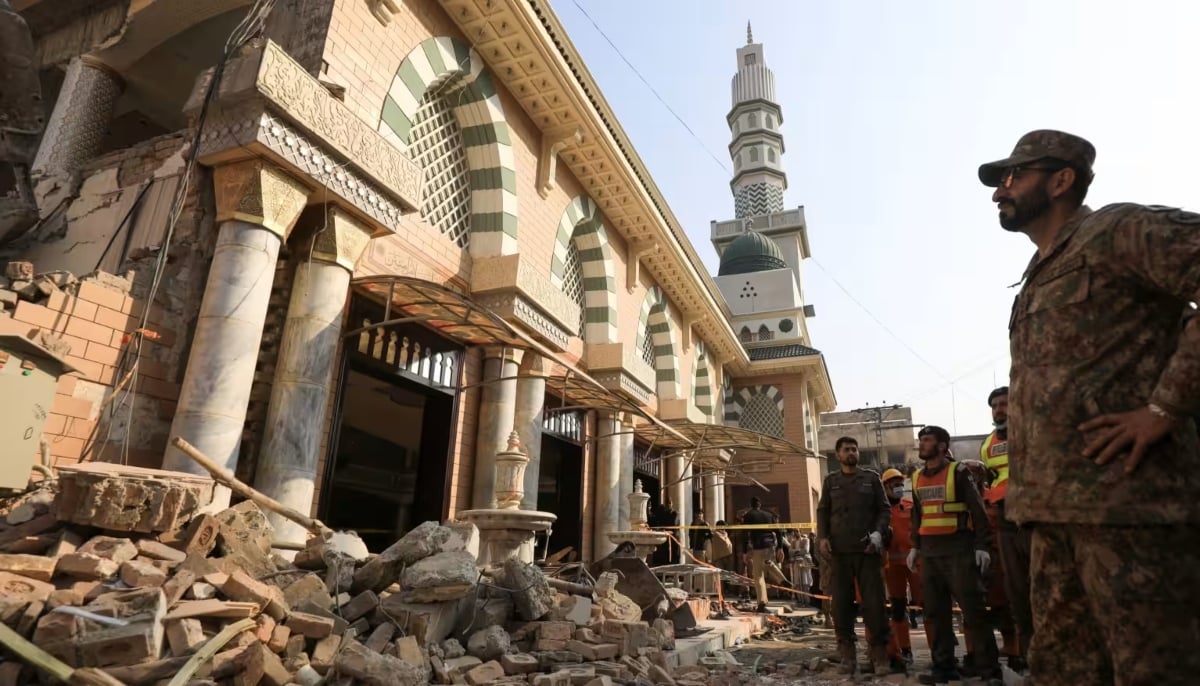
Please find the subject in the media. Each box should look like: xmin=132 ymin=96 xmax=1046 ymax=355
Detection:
xmin=565 ymin=0 xmax=993 ymax=407
xmin=102 ymin=0 xmax=277 ymax=464
xmin=566 ymin=0 xmax=733 ymax=178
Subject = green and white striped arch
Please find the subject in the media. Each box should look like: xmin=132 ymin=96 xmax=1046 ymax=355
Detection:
xmin=693 ymin=341 xmax=713 ymax=419
xmin=725 ymin=384 xmax=784 ymax=429
xmin=637 ymin=286 xmax=681 ymax=399
xmin=378 ymin=36 xmax=518 ymax=257
xmin=549 ymin=196 xmax=618 ymax=343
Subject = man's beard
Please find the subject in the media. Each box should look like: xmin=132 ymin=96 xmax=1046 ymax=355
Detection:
xmin=994 ymin=417 xmax=1008 ymax=439
xmin=842 ymin=455 xmax=858 ymax=467
xmin=999 ymin=186 xmax=1051 ymax=231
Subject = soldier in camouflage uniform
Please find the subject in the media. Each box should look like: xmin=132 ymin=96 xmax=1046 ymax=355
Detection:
xmin=980 ymin=130 xmax=1200 ymax=685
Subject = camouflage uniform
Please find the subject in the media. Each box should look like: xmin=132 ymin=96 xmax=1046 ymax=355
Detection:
xmin=982 ymin=131 xmax=1200 ymax=685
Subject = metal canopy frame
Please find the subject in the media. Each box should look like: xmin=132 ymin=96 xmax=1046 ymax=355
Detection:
xmin=347 ymin=276 xmax=804 ymax=491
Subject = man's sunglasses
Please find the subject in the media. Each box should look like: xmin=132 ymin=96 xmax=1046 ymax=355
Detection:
xmin=998 ymin=161 xmax=1069 ymax=189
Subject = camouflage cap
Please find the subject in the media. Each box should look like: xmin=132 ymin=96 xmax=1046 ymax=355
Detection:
xmin=978 ymin=129 xmax=1096 ymax=187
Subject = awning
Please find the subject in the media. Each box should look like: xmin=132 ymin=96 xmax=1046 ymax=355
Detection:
xmin=352 ymin=276 xmax=526 ymax=348
xmin=635 ymin=419 xmax=811 ymax=456
xmin=350 ymin=276 xmax=688 ymax=444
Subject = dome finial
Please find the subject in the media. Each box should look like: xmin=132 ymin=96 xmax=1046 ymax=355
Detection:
xmin=746 ymin=21 xmax=753 ymax=44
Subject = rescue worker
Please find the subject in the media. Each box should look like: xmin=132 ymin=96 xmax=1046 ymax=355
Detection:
xmin=817 ymin=436 xmax=891 ymax=675
xmin=960 ymin=460 xmax=1020 ymax=678
xmin=907 ymin=426 xmax=1001 ymax=685
xmin=979 ymin=386 xmax=1031 ymax=671
xmin=981 ymin=130 xmax=1200 ymax=684
xmin=882 ymin=467 xmax=924 ymax=664
xmin=740 ymin=497 xmax=782 ymax=612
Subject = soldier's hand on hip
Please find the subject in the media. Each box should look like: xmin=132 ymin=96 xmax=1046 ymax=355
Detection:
xmin=975 ymin=549 xmax=991 ymax=574
xmin=818 ymin=538 xmax=832 ymax=557
xmin=1079 ymin=405 xmax=1178 ymax=474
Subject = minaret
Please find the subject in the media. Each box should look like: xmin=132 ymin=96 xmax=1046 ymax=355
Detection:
xmin=711 ymin=23 xmax=815 ymax=346
xmin=729 ymin=21 xmax=786 ymax=219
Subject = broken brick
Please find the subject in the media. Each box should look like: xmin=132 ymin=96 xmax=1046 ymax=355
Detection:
xmin=120 ymin=559 xmax=167 ymax=587
xmin=55 ymin=553 xmax=119 ymax=580
xmin=135 ymin=539 xmax=186 ymax=563
xmin=165 ymin=619 xmax=205 ymax=656
xmin=465 ymin=660 xmax=505 ymax=685
xmin=0 ymin=553 xmax=56 ymax=582
xmin=286 ymin=610 xmax=335 ymax=639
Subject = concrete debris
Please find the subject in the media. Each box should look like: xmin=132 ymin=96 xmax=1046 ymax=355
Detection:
xmin=467 ymin=623 xmax=512 ymax=661
xmin=0 ymin=465 xmax=770 ymax=686
xmin=594 ymin=571 xmax=641 ymax=622
xmin=503 ymin=557 xmax=555 ymax=621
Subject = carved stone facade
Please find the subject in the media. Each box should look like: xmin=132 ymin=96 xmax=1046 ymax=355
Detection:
xmin=10 ymin=0 xmax=837 ymax=557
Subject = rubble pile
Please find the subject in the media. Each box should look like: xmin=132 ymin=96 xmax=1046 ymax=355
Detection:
xmin=0 ymin=466 xmax=768 ymax=686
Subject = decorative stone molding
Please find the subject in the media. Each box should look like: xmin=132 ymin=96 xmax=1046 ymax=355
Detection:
xmin=474 ymin=293 xmax=570 ymax=352
xmin=585 ymin=342 xmax=655 ymax=406
xmin=301 ymin=206 xmax=377 ymax=272
xmin=213 ymin=159 xmax=310 ymax=238
xmin=186 ymin=40 xmax=420 ymax=235
xmin=625 ymin=240 xmax=658 ymax=295
xmin=471 ymin=254 xmax=579 ymax=348
xmin=366 ymin=0 xmax=401 ymax=25
xmin=658 ymin=398 xmax=705 ymax=424
xmin=538 ymin=125 xmax=582 ymax=198
xmin=695 ymin=449 xmax=732 ymax=469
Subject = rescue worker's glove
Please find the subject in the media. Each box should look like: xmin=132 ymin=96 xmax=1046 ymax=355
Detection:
xmin=864 ymin=531 xmax=883 ymax=552
xmin=906 ymin=548 xmax=918 ymax=572
xmin=975 ymin=549 xmax=991 ymax=574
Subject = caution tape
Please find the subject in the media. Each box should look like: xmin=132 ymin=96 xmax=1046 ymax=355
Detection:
xmin=651 ymin=523 xmax=817 ymax=531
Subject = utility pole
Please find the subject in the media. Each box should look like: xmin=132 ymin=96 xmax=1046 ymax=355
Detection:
xmin=849 ymin=402 xmax=925 ymax=470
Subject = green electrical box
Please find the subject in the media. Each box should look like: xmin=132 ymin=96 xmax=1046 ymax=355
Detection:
xmin=0 ymin=334 xmax=76 ymax=492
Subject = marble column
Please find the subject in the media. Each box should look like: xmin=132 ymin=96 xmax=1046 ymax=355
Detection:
xmin=618 ymin=413 xmax=635 ymax=530
xmin=472 ymin=347 xmax=519 ymax=509
xmin=703 ymin=469 xmax=721 ymax=522
xmin=162 ymin=161 xmax=309 ymax=510
xmin=675 ymin=455 xmax=692 ymax=553
xmin=592 ymin=411 xmax=622 ymax=560
xmin=256 ymin=207 xmax=374 ymax=549
xmin=31 ymin=56 xmax=122 ymax=186
xmin=716 ymin=473 xmax=727 ymax=522
xmin=516 ymin=353 xmax=546 ymax=510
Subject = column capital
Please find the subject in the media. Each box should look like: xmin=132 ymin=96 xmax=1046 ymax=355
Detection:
xmin=296 ymin=206 xmax=375 ymax=272
xmin=517 ymin=351 xmax=549 ymax=377
xmin=482 ymin=346 xmax=522 ymax=363
xmin=214 ymin=160 xmax=310 ymax=239
xmin=78 ymin=55 xmax=125 ymax=89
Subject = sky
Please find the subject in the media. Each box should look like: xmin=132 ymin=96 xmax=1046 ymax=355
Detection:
xmin=554 ymin=0 xmax=1200 ymax=436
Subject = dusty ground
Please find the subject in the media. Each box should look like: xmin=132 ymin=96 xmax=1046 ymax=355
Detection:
xmin=723 ymin=611 xmax=1014 ymax=685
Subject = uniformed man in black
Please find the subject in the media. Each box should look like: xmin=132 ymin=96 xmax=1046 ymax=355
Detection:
xmin=817 ymin=436 xmax=891 ymax=675
xmin=908 ymin=425 xmax=1001 ymax=685
xmin=740 ymin=497 xmax=782 ymax=611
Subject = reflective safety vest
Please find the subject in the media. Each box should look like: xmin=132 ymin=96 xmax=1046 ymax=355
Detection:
xmin=915 ymin=466 xmax=968 ymax=536
xmin=981 ymin=431 xmax=1009 ymax=504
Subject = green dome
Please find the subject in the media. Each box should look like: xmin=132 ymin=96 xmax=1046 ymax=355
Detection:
xmin=718 ymin=232 xmax=788 ymax=276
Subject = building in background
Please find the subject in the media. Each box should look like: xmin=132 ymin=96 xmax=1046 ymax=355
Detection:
xmin=819 ymin=406 xmax=920 ymax=472
xmin=711 ymin=25 xmax=836 ymax=526
xmin=949 ymin=434 xmax=988 ymax=464
xmin=0 ymin=2 xmax=835 ymax=560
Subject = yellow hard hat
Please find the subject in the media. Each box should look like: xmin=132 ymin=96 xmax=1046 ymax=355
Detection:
xmin=881 ymin=468 xmax=904 ymax=482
